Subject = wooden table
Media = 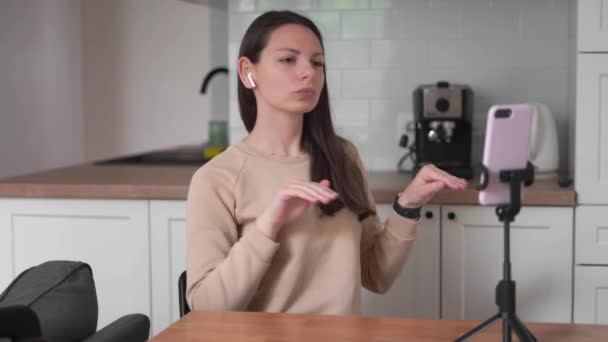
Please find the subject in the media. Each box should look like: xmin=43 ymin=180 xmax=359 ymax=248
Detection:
xmin=149 ymin=311 xmax=608 ymax=341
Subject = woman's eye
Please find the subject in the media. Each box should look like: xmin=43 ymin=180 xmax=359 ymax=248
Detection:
xmin=313 ymin=60 xmax=325 ymax=67
xmin=280 ymin=57 xmax=295 ymax=64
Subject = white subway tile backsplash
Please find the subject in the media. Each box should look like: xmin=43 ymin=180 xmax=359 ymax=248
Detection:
xmin=336 ymin=125 xmax=369 ymax=145
xmin=325 ymin=41 xmax=370 ymax=68
xmin=428 ymin=40 xmax=467 ymax=67
xmin=313 ymin=0 xmax=369 ymax=10
xmin=383 ymin=9 xmax=461 ymax=40
xmin=460 ymin=0 xmax=492 ymax=7
xmin=430 ymin=0 xmax=463 ymax=9
xmin=229 ymin=13 xmax=259 ymax=42
xmin=341 ymin=70 xmax=385 ymax=98
xmin=429 ymin=39 xmax=568 ymax=68
xmin=517 ymin=39 xmax=569 ymax=68
xmin=521 ymin=7 xmax=569 ymax=40
xmin=342 ymin=68 xmax=436 ymax=102
xmin=307 ymin=12 xmax=341 ymax=41
xmin=365 ymin=102 xmax=411 ymax=171
xmin=342 ymin=11 xmax=385 ymax=39
xmin=490 ymin=0 xmax=556 ymax=10
xmin=461 ymin=8 xmax=521 ymax=39
xmin=370 ymin=0 xmax=429 ymax=9
xmin=326 ymin=69 xmax=341 ymax=99
xmin=227 ymin=0 xmax=572 ymax=171
xmin=371 ymin=40 xmax=428 ymax=67
xmin=331 ymin=99 xmax=369 ymax=126
xmin=258 ymin=0 xmax=313 ymax=11
xmin=229 ymin=0 xmax=256 ymax=12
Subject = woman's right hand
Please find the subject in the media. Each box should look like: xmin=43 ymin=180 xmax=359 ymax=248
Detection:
xmin=256 ymin=179 xmax=338 ymax=240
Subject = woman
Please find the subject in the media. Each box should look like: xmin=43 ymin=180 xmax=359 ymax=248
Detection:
xmin=186 ymin=10 xmax=466 ymax=315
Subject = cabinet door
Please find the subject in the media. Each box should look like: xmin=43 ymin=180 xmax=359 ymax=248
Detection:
xmin=576 ymin=206 xmax=608 ymax=265
xmin=442 ymin=206 xmax=573 ymax=323
xmin=150 ymin=200 xmax=187 ymax=334
xmin=0 ymin=198 xmax=150 ymax=330
xmin=361 ymin=204 xmax=440 ymax=319
xmin=574 ymin=266 xmax=608 ymax=324
xmin=578 ymin=0 xmax=608 ymax=52
xmin=575 ymin=54 xmax=608 ymax=204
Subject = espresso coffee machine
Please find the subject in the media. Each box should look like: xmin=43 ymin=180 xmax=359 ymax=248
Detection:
xmin=413 ymin=81 xmax=473 ymax=179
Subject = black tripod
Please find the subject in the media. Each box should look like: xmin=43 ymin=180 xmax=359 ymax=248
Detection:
xmin=455 ymin=162 xmax=537 ymax=342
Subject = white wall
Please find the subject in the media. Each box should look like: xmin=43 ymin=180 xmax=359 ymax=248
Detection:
xmin=0 ymin=0 xmax=220 ymax=178
xmin=227 ymin=0 xmax=574 ymax=172
xmin=0 ymin=0 xmax=84 ymax=179
xmin=83 ymin=0 xmax=214 ymax=161
xmin=208 ymin=1 xmax=229 ymax=122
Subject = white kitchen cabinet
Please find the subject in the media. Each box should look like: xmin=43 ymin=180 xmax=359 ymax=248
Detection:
xmin=574 ymin=266 xmax=608 ymax=324
xmin=575 ymin=206 xmax=608 ymax=265
xmin=361 ymin=204 xmax=440 ymax=319
xmin=149 ymin=200 xmax=187 ymax=335
xmin=442 ymin=205 xmax=573 ymax=323
xmin=578 ymin=0 xmax=608 ymax=52
xmin=575 ymin=54 xmax=608 ymax=204
xmin=0 ymin=198 xmax=151 ymax=330
xmin=574 ymin=206 xmax=608 ymax=325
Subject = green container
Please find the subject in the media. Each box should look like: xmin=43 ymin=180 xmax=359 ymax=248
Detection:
xmin=208 ymin=120 xmax=228 ymax=147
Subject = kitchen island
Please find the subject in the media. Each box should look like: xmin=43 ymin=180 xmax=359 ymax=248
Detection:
xmin=0 ymin=161 xmax=577 ymax=334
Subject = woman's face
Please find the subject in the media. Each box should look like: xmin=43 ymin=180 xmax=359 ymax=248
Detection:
xmin=252 ymin=24 xmax=325 ymax=115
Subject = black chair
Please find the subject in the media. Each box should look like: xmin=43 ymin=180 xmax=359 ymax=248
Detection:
xmin=178 ymin=270 xmax=190 ymax=317
xmin=0 ymin=261 xmax=150 ymax=342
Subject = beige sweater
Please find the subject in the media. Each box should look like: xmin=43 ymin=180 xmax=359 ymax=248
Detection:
xmin=186 ymin=140 xmax=418 ymax=315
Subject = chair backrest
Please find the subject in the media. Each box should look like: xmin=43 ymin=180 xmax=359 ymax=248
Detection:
xmin=178 ymin=270 xmax=190 ymax=317
xmin=0 ymin=261 xmax=98 ymax=342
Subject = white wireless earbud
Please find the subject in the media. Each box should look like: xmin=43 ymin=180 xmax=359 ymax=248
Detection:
xmin=247 ymin=72 xmax=256 ymax=88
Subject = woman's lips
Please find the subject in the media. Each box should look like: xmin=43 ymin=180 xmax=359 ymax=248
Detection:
xmin=295 ymin=88 xmax=315 ymax=98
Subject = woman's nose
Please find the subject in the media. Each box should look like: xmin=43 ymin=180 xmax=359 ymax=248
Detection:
xmin=298 ymin=61 xmax=316 ymax=79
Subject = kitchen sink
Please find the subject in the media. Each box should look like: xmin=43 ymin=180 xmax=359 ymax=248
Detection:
xmin=94 ymin=145 xmax=208 ymax=166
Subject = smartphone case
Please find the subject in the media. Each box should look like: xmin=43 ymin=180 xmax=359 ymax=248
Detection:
xmin=479 ymin=104 xmax=533 ymax=206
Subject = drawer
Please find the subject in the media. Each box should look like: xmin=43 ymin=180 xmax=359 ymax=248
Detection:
xmin=576 ymin=206 xmax=608 ymax=265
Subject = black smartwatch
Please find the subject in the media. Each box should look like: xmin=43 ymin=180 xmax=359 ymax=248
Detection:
xmin=393 ymin=194 xmax=421 ymax=220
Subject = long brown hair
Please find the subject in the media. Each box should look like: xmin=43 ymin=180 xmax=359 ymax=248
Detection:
xmin=237 ymin=11 xmax=374 ymax=220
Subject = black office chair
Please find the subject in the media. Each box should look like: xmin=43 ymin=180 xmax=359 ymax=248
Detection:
xmin=0 ymin=261 xmax=150 ymax=342
xmin=178 ymin=270 xmax=190 ymax=317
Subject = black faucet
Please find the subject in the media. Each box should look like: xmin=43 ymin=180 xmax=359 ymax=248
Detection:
xmin=200 ymin=67 xmax=228 ymax=94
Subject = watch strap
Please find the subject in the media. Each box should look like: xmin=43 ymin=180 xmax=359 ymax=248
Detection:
xmin=393 ymin=195 xmax=422 ymax=219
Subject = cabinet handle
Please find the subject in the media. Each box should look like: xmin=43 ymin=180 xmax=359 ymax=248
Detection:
xmin=447 ymin=212 xmax=456 ymax=220
xmin=425 ymin=211 xmax=433 ymax=219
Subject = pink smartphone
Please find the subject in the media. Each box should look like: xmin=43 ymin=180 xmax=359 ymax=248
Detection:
xmin=479 ymin=104 xmax=533 ymax=206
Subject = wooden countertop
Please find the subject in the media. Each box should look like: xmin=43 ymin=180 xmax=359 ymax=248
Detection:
xmin=149 ymin=310 xmax=608 ymax=342
xmin=0 ymin=163 xmax=575 ymax=205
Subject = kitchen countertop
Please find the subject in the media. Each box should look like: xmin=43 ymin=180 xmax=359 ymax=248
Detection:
xmin=0 ymin=163 xmax=575 ymax=205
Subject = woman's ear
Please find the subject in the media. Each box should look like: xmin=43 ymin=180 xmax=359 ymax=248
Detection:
xmin=237 ymin=57 xmax=256 ymax=89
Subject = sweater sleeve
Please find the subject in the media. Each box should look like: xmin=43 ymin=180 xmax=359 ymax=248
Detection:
xmin=345 ymin=143 xmax=419 ymax=294
xmin=186 ymin=163 xmax=280 ymax=311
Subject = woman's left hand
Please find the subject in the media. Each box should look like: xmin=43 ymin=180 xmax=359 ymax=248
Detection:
xmin=397 ymin=164 xmax=468 ymax=208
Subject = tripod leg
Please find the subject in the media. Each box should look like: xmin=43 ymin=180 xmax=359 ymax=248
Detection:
xmin=455 ymin=313 xmax=501 ymax=342
xmin=509 ymin=315 xmax=537 ymax=342
xmin=503 ymin=315 xmax=511 ymax=342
